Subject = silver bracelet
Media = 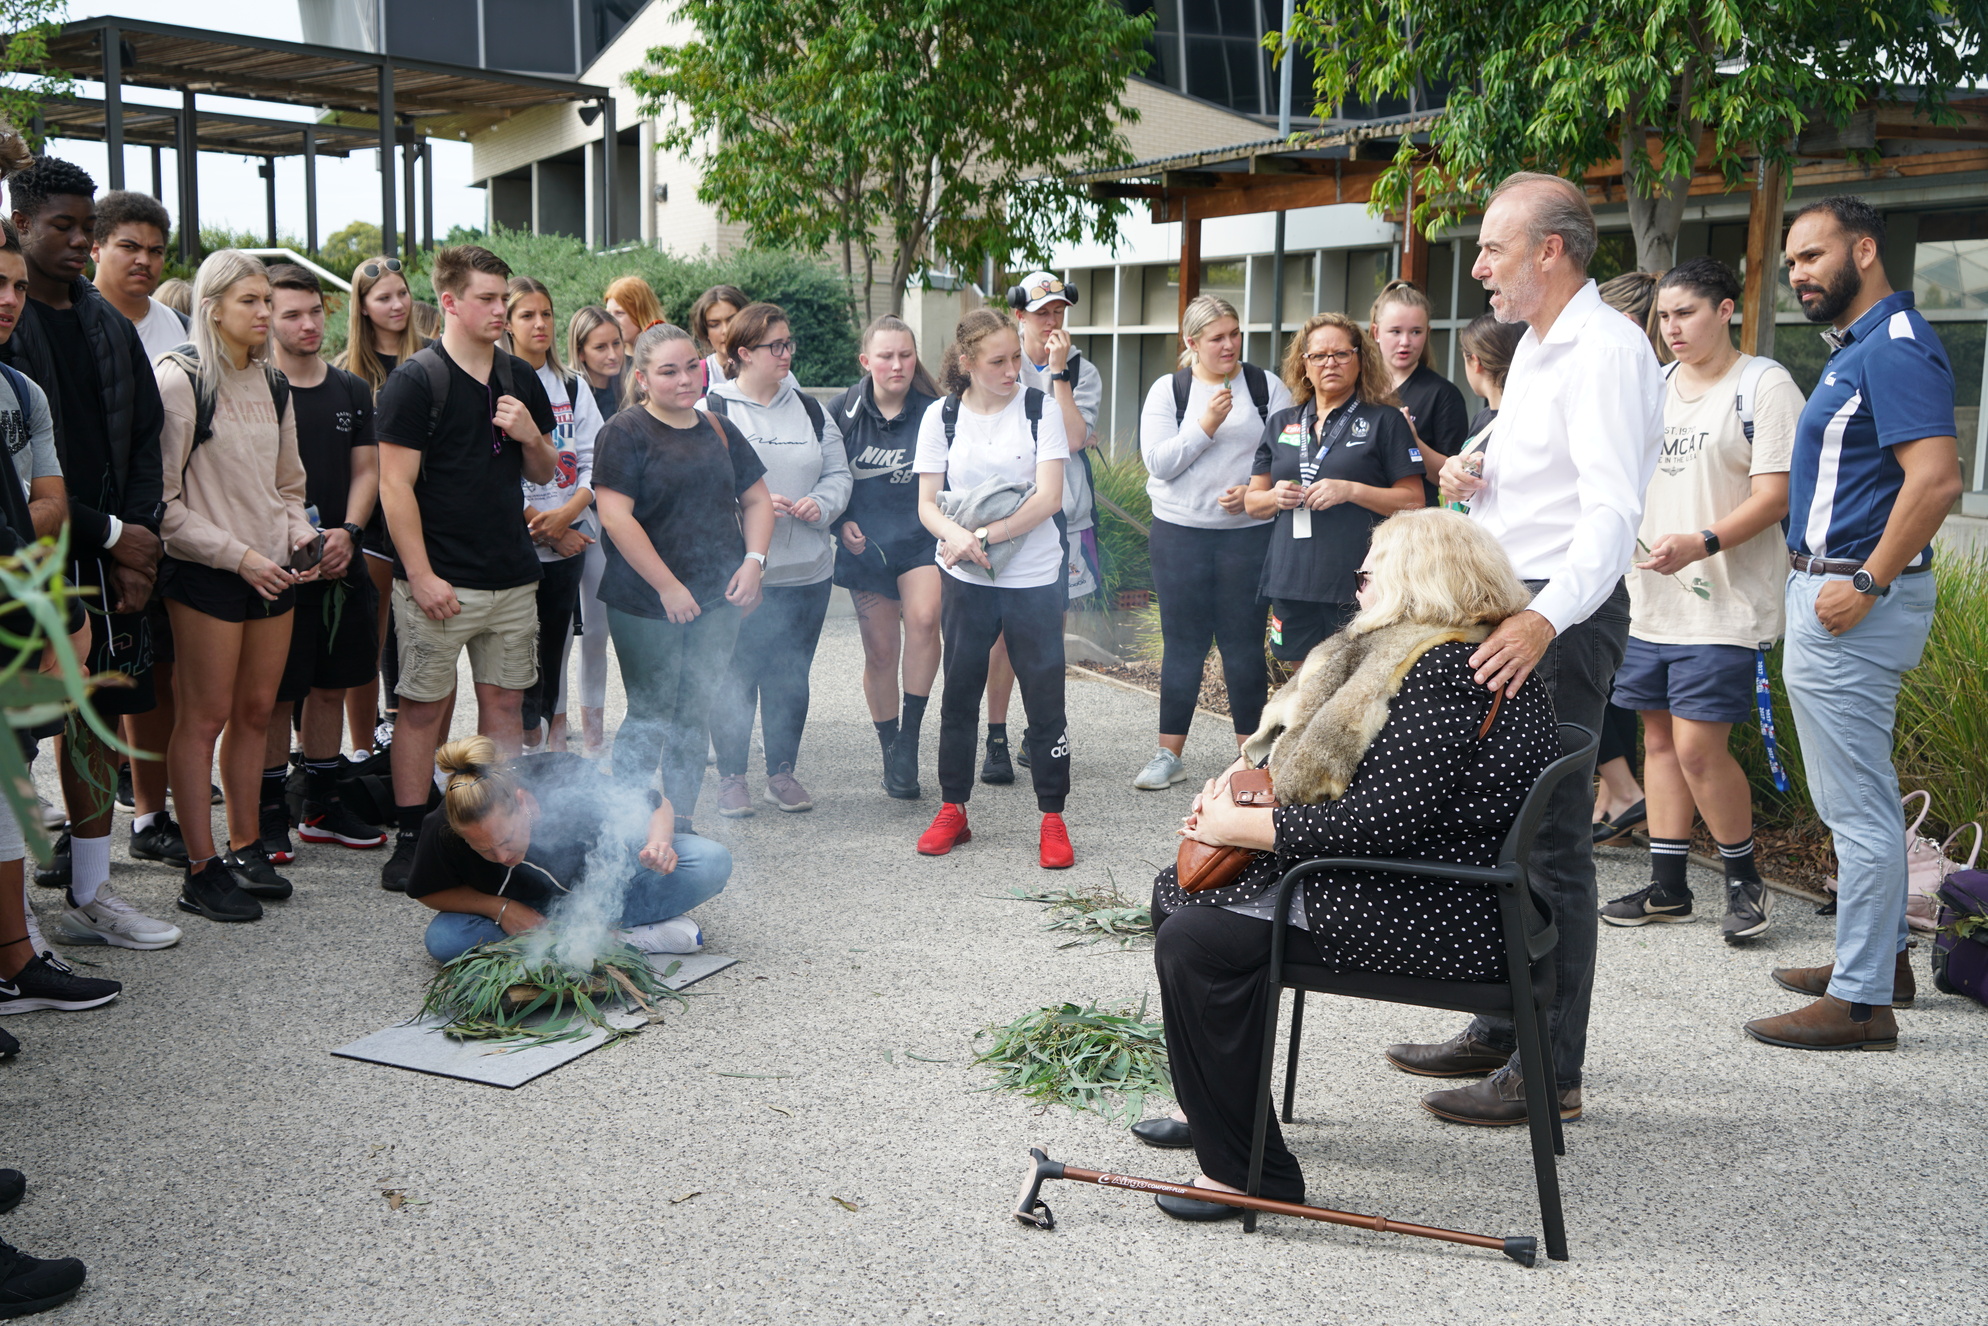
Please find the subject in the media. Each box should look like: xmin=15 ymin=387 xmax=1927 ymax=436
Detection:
xmin=497 ymin=900 xmax=510 ymax=927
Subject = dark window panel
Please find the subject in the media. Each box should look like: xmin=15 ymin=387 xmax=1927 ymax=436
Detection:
xmin=485 ymin=0 xmax=579 ymax=76
xmin=384 ymin=0 xmax=478 ymax=64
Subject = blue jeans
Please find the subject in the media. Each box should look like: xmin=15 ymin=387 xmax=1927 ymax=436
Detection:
xmin=1783 ymin=570 xmax=1936 ymax=1005
xmin=607 ymin=602 xmax=743 ymax=821
xmin=422 ymin=833 xmax=733 ymax=962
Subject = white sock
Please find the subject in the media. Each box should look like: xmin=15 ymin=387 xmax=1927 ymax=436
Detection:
xmin=69 ymin=833 xmax=111 ymax=908
xmin=134 ymin=811 xmax=162 ymax=832
xmin=20 ymin=874 xmax=44 ymax=955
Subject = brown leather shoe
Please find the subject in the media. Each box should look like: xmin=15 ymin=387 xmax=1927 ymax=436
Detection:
xmin=1770 ymin=947 xmax=1916 ymax=1009
xmin=1744 ymin=994 xmax=1897 ymax=1051
xmin=1421 ymin=1067 xmax=1581 ymax=1126
xmin=1384 ymin=1032 xmax=1514 ymax=1077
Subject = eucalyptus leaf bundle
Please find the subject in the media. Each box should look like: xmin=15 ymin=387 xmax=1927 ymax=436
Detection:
xmin=419 ymin=930 xmax=684 ymax=1050
xmin=974 ymin=998 xmax=1171 ymax=1126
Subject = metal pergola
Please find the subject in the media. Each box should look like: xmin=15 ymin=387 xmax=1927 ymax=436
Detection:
xmin=28 ymin=15 xmax=611 ymax=263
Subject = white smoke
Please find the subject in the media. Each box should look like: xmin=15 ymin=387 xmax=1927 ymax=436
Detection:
xmin=515 ymin=772 xmax=661 ymax=972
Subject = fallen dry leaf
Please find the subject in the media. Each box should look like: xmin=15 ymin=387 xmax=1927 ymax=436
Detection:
xmin=766 ymin=1104 xmax=794 ymax=1118
xmin=829 ymin=1196 xmax=861 ymax=1212
xmin=382 ymin=1189 xmax=405 ymax=1211
xmin=670 ymin=1191 xmax=703 ymax=1205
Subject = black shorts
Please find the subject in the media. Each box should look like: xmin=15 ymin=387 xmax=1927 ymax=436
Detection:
xmin=276 ymin=571 xmax=380 ymax=702
xmin=832 ymin=532 xmax=936 ymax=599
xmin=69 ymin=557 xmax=157 ymax=717
xmin=159 ymin=557 xmax=295 ymax=626
xmin=143 ymin=593 xmax=175 ymax=667
xmin=1268 ymin=599 xmax=1355 ymax=663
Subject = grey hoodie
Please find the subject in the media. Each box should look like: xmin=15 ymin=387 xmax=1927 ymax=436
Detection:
xmin=702 ymin=381 xmax=851 ymax=587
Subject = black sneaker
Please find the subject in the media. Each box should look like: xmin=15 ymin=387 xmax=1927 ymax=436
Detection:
xmin=979 ymin=734 xmax=1014 ymax=785
xmin=114 ymin=765 xmax=133 ymax=810
xmin=177 ymin=858 xmax=262 ymax=923
xmin=0 ymin=1026 xmax=16 ymax=1058
xmin=208 ymin=782 xmax=224 ymax=806
xmin=0 ymin=952 xmax=121 ymax=1014
xmin=221 ymin=843 xmax=292 ymax=900
xmin=1015 ymin=737 xmax=1032 ymax=770
xmin=380 ymin=830 xmax=420 ymax=893
xmin=259 ymin=802 xmax=295 ymax=866
xmin=129 ymin=814 xmax=189 ymax=868
xmin=1722 ymin=877 xmax=1772 ymax=944
xmin=1599 ymin=882 xmax=1694 ymax=926
xmin=0 ymin=1170 xmax=21 ymax=1214
xmin=0 ymin=1233 xmax=86 ymax=1318
xmin=298 ymin=799 xmax=388 ymax=849
xmin=29 ymin=834 xmax=67 ymax=891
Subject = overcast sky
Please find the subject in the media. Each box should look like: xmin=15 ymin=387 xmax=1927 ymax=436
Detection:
xmin=43 ymin=1 xmax=489 ymax=243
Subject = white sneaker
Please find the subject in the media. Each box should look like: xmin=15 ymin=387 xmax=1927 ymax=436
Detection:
xmin=1133 ymin=748 xmax=1188 ymax=790
xmin=620 ymin=916 xmax=703 ymax=955
xmin=53 ymin=884 xmax=183 ymax=950
xmin=36 ymin=797 xmax=63 ymax=830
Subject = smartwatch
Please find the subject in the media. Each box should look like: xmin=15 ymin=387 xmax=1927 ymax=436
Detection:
xmin=341 ymin=522 xmax=365 ymax=546
xmin=1699 ymin=528 xmax=1720 ymax=555
xmin=1050 ymin=366 xmax=1076 ymax=384
xmin=744 ymin=550 xmax=767 ymax=567
xmin=1850 ymin=568 xmax=1888 ymax=597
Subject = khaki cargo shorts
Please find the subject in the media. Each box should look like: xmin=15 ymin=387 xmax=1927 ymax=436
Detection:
xmin=391 ymin=580 xmax=539 ymax=703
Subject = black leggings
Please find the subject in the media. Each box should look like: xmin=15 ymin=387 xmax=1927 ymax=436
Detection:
xmin=710 ymin=579 xmax=833 ymax=776
xmin=937 ymin=575 xmax=1069 ymax=812
xmin=1148 ymin=519 xmax=1271 ymax=735
xmin=1597 ymin=697 xmax=1640 ymax=772
xmin=522 ymin=554 xmax=583 ymax=733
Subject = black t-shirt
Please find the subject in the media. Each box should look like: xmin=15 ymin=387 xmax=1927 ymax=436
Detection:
xmin=405 ymin=752 xmax=662 ymax=910
xmin=1252 ymin=397 xmax=1422 ymax=605
xmin=593 ymin=408 xmax=766 ymax=616
xmin=288 ymin=365 xmax=375 ymax=530
xmin=1467 ymin=405 xmax=1498 ymax=438
xmin=1396 ymin=364 xmax=1467 ymax=508
xmin=373 ymin=344 xmax=553 ymax=590
xmin=832 ymin=378 xmax=936 ymax=550
xmin=590 ymin=380 xmax=619 ymax=424
xmin=37 ymin=304 xmax=116 ymax=515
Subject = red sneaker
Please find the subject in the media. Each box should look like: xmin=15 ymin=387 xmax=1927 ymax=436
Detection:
xmin=1039 ymin=813 xmax=1074 ymax=869
xmin=917 ymin=803 xmax=971 ymax=856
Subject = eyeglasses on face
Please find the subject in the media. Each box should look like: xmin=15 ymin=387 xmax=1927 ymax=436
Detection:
xmin=1302 ymin=349 xmax=1357 ymax=367
xmin=747 ymin=338 xmax=797 ymax=357
xmin=360 ymin=258 xmax=404 ymax=280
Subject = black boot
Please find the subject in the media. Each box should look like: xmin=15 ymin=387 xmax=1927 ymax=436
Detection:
xmin=884 ymin=727 xmax=921 ymax=800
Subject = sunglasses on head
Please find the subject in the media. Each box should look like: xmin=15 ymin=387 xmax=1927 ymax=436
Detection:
xmin=360 ymin=258 xmax=404 ymax=280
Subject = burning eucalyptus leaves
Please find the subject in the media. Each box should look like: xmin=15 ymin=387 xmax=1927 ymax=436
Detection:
xmin=418 ymin=931 xmax=685 ymax=1049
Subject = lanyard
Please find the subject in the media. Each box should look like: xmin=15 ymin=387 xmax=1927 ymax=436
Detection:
xmin=1300 ymin=400 xmax=1358 ymax=485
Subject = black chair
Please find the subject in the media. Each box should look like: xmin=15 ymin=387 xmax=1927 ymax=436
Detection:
xmin=1242 ymin=722 xmax=1599 ymax=1262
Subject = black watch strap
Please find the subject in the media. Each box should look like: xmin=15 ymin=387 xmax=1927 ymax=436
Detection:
xmin=341 ymin=522 xmax=365 ymax=544
xmin=1699 ymin=528 xmax=1720 ymax=555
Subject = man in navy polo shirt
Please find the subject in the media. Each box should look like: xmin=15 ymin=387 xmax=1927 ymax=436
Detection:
xmin=1744 ymin=196 xmax=1962 ymax=1052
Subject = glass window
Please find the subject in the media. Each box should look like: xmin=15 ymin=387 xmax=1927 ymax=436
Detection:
xmin=485 ymin=0 xmax=578 ymax=76
xmin=1141 ymin=265 xmax=1177 ymax=325
xmin=1201 ymin=260 xmax=1246 ymax=311
xmin=1915 ymin=210 xmax=1988 ymax=311
xmin=1343 ymin=249 xmax=1390 ymax=316
xmin=385 ymin=0 xmax=478 ymax=63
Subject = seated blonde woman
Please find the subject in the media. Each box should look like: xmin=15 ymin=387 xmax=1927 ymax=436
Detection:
xmin=1141 ymin=508 xmax=1561 ymax=1220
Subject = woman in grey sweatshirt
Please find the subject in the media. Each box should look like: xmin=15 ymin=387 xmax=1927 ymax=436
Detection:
xmin=700 ymin=303 xmax=850 ymax=816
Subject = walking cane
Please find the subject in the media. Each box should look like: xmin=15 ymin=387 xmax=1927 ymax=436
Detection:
xmin=1012 ymin=1148 xmax=1537 ymax=1266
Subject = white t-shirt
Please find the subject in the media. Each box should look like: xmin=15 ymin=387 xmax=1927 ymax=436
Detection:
xmin=912 ymin=390 xmax=1069 ymax=589
xmin=1629 ymin=354 xmax=1802 ymax=647
xmin=134 ymin=297 xmax=188 ymax=361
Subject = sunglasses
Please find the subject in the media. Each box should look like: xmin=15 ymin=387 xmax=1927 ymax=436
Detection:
xmin=747 ymin=338 xmax=797 ymax=357
xmin=1354 ymin=570 xmax=1373 ymax=592
xmin=360 ymin=258 xmax=404 ymax=280
xmin=1024 ymin=278 xmax=1066 ymax=301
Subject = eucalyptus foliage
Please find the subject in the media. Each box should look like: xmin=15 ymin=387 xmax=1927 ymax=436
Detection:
xmin=629 ymin=1 xmax=1155 ymax=322
xmin=0 ymin=0 xmax=71 ymax=151
xmin=1281 ymin=0 xmax=1988 ymax=270
xmin=419 ymin=930 xmax=685 ymax=1050
xmin=974 ymin=998 xmax=1171 ymax=1125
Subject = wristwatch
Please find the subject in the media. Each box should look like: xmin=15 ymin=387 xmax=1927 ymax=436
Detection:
xmin=744 ymin=550 xmax=767 ymax=566
xmin=1699 ymin=528 xmax=1720 ymax=555
xmin=341 ymin=522 xmax=365 ymax=546
xmin=1850 ymin=568 xmax=1888 ymax=597
xmin=1050 ymin=366 xmax=1076 ymax=384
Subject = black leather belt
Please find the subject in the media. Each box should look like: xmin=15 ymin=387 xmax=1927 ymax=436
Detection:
xmin=1789 ymin=552 xmax=1930 ymax=576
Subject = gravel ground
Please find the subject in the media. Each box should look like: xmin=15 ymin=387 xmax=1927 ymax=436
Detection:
xmin=10 ymin=614 xmax=1984 ymax=1323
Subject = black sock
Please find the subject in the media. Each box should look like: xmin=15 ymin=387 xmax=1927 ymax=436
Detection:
xmin=304 ymin=758 xmax=342 ymax=805
xmin=873 ymin=717 xmax=899 ymax=757
xmin=260 ymin=765 xmax=288 ymax=810
xmin=1718 ymin=835 xmax=1760 ymax=883
xmin=1649 ymin=836 xmax=1691 ymax=894
xmin=987 ymin=722 xmax=1007 ymax=744
xmin=396 ymin=803 xmax=427 ymax=837
xmin=902 ymin=692 xmax=929 ymax=738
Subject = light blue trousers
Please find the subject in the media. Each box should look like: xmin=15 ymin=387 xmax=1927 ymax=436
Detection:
xmin=1782 ymin=570 xmax=1936 ymax=1005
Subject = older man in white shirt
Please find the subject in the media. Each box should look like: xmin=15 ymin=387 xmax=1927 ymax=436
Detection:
xmin=1384 ymin=172 xmax=1663 ymax=1126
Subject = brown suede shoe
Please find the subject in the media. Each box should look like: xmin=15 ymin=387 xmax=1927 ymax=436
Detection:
xmin=1420 ymin=1066 xmax=1581 ymax=1126
xmin=1384 ymin=1032 xmax=1514 ymax=1078
xmin=1771 ymin=947 xmax=1916 ymax=1009
xmin=1744 ymin=994 xmax=1897 ymax=1051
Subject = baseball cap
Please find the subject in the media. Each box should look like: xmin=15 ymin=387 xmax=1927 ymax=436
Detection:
xmin=1012 ymin=272 xmax=1076 ymax=312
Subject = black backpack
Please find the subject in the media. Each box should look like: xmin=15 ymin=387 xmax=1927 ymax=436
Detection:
xmin=940 ymin=387 xmax=1046 ymax=445
xmin=408 ymin=343 xmax=525 ymax=441
xmin=1171 ymin=362 xmax=1271 ymax=426
xmin=159 ymin=344 xmax=291 ymax=484
xmin=704 ymin=388 xmax=826 ymax=442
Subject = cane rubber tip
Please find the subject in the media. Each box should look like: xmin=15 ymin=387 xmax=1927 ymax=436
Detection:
xmin=1503 ymin=1236 xmax=1537 ymax=1267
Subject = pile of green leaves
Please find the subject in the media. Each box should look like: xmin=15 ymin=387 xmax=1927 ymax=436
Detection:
xmin=419 ymin=931 xmax=684 ymax=1049
xmin=973 ymin=998 xmax=1170 ymax=1125
xmin=1008 ymin=882 xmax=1155 ymax=950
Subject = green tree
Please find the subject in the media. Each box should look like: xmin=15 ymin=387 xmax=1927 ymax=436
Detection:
xmin=629 ymin=0 xmax=1153 ymax=322
xmin=0 ymin=1 xmax=70 ymax=149
xmin=1284 ymin=0 xmax=1988 ymax=271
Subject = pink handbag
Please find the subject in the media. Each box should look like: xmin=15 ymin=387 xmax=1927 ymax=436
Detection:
xmin=1905 ymin=791 xmax=1981 ymax=932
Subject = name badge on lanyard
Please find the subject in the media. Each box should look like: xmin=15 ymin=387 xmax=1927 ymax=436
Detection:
xmin=1290 ymin=403 xmax=1356 ymax=541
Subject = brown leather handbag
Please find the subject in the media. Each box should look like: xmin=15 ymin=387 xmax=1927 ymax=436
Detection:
xmin=1175 ymin=768 xmax=1277 ymax=894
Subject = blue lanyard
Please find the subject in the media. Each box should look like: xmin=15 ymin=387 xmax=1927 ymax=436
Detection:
xmin=1755 ymin=650 xmax=1789 ymax=792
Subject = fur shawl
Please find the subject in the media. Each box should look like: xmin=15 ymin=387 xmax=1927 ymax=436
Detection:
xmin=1241 ymin=621 xmax=1491 ymax=804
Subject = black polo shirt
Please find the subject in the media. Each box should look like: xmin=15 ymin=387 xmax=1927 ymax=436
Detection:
xmin=1252 ymin=397 xmax=1422 ymax=605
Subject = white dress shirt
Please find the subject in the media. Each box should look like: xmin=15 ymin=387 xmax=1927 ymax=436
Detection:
xmin=1469 ymin=279 xmax=1663 ymax=635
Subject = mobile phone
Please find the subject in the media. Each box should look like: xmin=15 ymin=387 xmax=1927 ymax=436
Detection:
xmin=289 ymin=532 xmax=325 ymax=573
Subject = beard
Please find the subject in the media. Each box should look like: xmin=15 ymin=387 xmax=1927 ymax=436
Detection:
xmin=1794 ymin=259 xmax=1861 ymax=324
xmin=1487 ymin=263 xmax=1540 ymax=324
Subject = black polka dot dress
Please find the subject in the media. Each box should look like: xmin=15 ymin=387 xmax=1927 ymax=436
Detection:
xmin=1154 ymin=642 xmax=1560 ymax=982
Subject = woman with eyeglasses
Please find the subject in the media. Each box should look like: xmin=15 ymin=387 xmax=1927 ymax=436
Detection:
xmin=555 ymin=305 xmax=624 ymax=754
xmin=1244 ymin=313 xmax=1425 ymax=665
xmin=1369 ymin=278 xmax=1467 ymax=497
xmin=335 ymin=255 xmax=422 ymax=756
xmin=595 ymin=322 xmax=774 ymax=825
xmin=1134 ymin=293 xmax=1293 ymax=793
xmin=702 ymin=302 xmax=850 ymax=817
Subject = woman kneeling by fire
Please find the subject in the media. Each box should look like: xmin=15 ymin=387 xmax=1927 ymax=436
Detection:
xmin=1145 ymin=508 xmax=1557 ymax=1219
